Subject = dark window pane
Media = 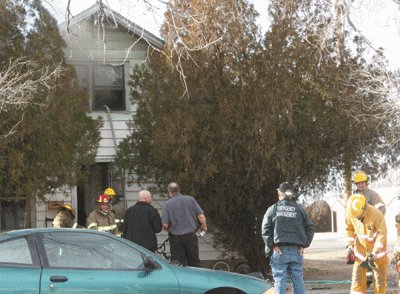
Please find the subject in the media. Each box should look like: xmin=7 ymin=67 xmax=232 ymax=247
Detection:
xmin=1 ymin=201 xmax=25 ymax=231
xmin=93 ymin=88 xmax=125 ymax=111
xmin=93 ymin=65 xmax=125 ymax=111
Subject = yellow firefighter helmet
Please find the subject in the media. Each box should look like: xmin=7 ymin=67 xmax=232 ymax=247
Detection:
xmin=346 ymin=194 xmax=367 ymax=218
xmin=353 ymin=171 xmax=368 ymax=185
xmin=60 ymin=204 xmax=76 ymax=218
xmin=104 ymin=188 xmax=116 ymax=196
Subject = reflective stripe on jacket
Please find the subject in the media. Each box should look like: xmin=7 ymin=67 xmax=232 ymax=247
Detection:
xmin=86 ymin=206 xmax=119 ymax=235
xmin=111 ymin=203 xmax=126 ymax=223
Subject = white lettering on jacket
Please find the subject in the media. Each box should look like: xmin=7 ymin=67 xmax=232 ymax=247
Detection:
xmin=277 ymin=206 xmax=296 ymax=212
xmin=276 ymin=211 xmax=297 ymax=217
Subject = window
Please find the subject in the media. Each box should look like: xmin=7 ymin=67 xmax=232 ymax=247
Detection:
xmin=74 ymin=64 xmax=126 ymax=112
xmin=0 ymin=237 xmax=33 ymax=265
xmin=42 ymin=231 xmax=145 ymax=270
xmin=93 ymin=65 xmax=125 ymax=111
xmin=0 ymin=200 xmax=26 ymax=231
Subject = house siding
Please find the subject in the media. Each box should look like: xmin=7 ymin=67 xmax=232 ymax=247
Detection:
xmin=93 ymin=118 xmax=132 ymax=161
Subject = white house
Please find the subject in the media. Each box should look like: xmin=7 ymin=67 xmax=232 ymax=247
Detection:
xmin=28 ymin=3 xmax=218 ymax=261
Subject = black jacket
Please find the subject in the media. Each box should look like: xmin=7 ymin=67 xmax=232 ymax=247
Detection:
xmin=262 ymin=198 xmax=315 ymax=256
xmin=122 ymin=201 xmax=162 ymax=252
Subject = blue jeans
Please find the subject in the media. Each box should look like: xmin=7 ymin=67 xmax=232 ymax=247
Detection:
xmin=270 ymin=245 xmax=305 ymax=294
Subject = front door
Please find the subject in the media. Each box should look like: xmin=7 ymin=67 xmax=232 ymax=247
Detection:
xmin=77 ymin=163 xmax=126 ymax=227
xmin=77 ymin=163 xmax=107 ymax=227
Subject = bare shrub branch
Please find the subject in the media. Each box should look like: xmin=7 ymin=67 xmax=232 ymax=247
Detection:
xmin=0 ymin=58 xmax=63 ymax=113
xmin=0 ymin=58 xmax=64 ymax=140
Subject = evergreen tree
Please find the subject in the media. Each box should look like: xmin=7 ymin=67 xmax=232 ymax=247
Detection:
xmin=265 ymin=0 xmax=397 ymax=195
xmin=0 ymin=0 xmax=101 ymax=227
xmin=116 ymin=0 xmax=395 ymax=272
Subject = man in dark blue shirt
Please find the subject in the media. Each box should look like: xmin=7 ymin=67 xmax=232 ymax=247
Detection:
xmin=162 ymin=182 xmax=207 ymax=267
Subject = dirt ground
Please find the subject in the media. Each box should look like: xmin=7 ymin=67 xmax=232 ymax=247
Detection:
xmin=303 ymin=258 xmax=399 ymax=293
xmin=204 ymin=256 xmax=399 ymax=293
xmin=203 ymin=248 xmax=400 ymax=293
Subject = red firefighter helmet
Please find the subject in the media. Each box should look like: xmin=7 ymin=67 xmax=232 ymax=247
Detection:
xmin=96 ymin=194 xmax=110 ymax=204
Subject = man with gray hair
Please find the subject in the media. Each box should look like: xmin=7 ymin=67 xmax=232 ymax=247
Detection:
xmin=122 ymin=190 xmax=162 ymax=252
xmin=162 ymin=182 xmax=207 ymax=267
xmin=262 ymin=182 xmax=315 ymax=294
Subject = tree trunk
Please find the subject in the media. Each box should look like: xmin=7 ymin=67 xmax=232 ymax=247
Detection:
xmin=343 ymin=147 xmax=352 ymax=201
xmin=335 ymin=0 xmax=344 ymax=67
xmin=25 ymin=194 xmax=31 ymax=228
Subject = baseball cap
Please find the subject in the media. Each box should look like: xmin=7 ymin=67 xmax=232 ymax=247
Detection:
xmin=277 ymin=182 xmax=293 ymax=196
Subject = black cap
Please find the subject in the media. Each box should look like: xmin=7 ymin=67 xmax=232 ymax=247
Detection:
xmin=277 ymin=182 xmax=293 ymax=196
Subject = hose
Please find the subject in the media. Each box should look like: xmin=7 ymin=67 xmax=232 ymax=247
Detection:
xmin=304 ymin=280 xmax=352 ymax=285
xmin=302 ymin=280 xmax=394 ymax=285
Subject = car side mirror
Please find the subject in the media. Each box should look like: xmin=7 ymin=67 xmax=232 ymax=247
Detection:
xmin=143 ymin=255 xmax=157 ymax=270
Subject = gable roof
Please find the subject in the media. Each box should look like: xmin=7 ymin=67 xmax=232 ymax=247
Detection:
xmin=58 ymin=2 xmax=164 ymax=50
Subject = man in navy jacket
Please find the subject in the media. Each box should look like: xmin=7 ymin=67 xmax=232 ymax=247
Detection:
xmin=262 ymin=182 xmax=315 ymax=294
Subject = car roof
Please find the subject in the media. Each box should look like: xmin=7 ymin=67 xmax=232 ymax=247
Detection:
xmin=0 ymin=228 xmax=110 ymax=238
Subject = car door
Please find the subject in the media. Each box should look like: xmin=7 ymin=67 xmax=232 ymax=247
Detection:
xmin=37 ymin=231 xmax=180 ymax=294
xmin=0 ymin=234 xmax=42 ymax=293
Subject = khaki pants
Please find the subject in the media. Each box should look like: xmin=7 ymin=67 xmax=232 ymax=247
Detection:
xmin=398 ymin=272 xmax=400 ymax=287
xmin=351 ymin=259 xmax=386 ymax=294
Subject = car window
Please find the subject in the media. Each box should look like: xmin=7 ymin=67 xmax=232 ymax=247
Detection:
xmin=42 ymin=231 xmax=146 ymax=270
xmin=0 ymin=237 xmax=33 ymax=265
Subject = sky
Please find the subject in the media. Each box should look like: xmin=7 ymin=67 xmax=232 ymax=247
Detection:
xmin=45 ymin=0 xmax=400 ymax=68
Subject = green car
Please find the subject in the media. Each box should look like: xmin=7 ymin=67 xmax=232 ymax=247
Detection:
xmin=0 ymin=228 xmax=277 ymax=294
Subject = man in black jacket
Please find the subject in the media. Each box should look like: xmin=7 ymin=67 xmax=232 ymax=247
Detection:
xmin=122 ymin=190 xmax=162 ymax=252
xmin=262 ymin=182 xmax=315 ymax=294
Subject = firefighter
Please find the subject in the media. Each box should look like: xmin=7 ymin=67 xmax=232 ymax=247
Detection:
xmin=53 ymin=204 xmax=78 ymax=228
xmin=390 ymin=237 xmax=400 ymax=287
xmin=389 ymin=211 xmax=400 ymax=287
xmin=86 ymin=194 xmax=119 ymax=235
xmin=353 ymin=170 xmax=386 ymax=215
xmin=104 ymin=188 xmax=125 ymax=232
xmin=345 ymin=194 xmax=388 ymax=294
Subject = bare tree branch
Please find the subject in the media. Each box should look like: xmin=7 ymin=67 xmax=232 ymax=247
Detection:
xmin=0 ymin=113 xmax=25 ymax=140
xmin=0 ymin=58 xmax=63 ymax=113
